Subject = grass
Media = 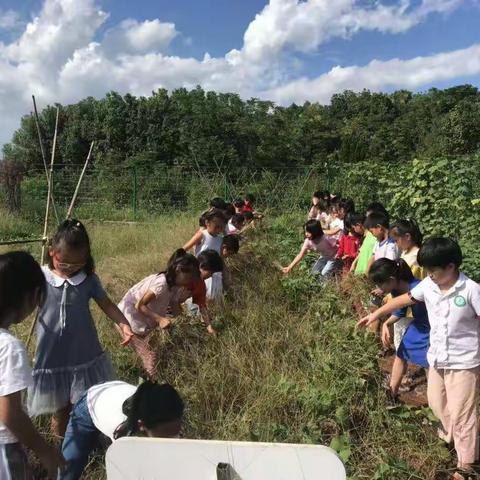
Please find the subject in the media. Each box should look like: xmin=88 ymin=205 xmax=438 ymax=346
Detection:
xmin=1 ymin=209 xmax=454 ymax=479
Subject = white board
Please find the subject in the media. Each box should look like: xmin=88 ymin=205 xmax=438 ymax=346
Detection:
xmin=106 ymin=437 xmax=346 ymax=480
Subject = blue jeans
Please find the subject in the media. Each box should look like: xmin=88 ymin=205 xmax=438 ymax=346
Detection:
xmin=311 ymin=257 xmax=337 ymax=277
xmin=59 ymin=393 xmax=101 ymax=480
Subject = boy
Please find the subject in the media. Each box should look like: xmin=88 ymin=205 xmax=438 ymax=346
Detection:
xmin=358 ymin=238 xmax=480 ymax=478
xmin=364 ymin=211 xmax=400 ymax=273
xmin=221 ymin=234 xmax=240 ymax=258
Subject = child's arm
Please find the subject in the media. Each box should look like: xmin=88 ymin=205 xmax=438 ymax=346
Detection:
xmin=323 ymin=226 xmax=341 ymax=236
xmin=357 ymin=293 xmax=414 ymax=328
xmin=199 ymin=306 xmax=215 ymax=334
xmin=282 ymin=246 xmax=307 ymax=274
xmin=349 ymin=256 xmax=359 ymax=272
xmin=366 ymin=255 xmax=374 ymax=274
xmin=183 ymin=229 xmax=203 ymax=252
xmin=381 ymin=314 xmax=400 ymax=347
xmin=335 ymin=237 xmax=345 ymax=259
xmin=134 ymin=291 xmax=171 ymax=329
xmin=95 ymin=297 xmax=134 ymax=345
xmin=0 ymin=392 xmax=65 ymax=478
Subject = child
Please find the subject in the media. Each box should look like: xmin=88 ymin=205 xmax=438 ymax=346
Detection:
xmin=358 ymin=238 xmax=480 ymax=478
xmin=199 ymin=250 xmax=226 ymax=303
xmin=243 ymin=193 xmax=256 ymax=213
xmin=60 ymin=380 xmax=183 ymax=480
xmin=390 ymin=219 xmax=425 ymax=280
xmin=233 ymin=198 xmax=245 ymax=214
xmin=0 ymin=252 xmax=65 ymax=478
xmin=364 ymin=212 xmax=400 ymax=273
xmin=221 ymin=234 xmax=240 ymax=257
xmin=184 ymin=209 xmax=226 ymax=256
xmin=368 ymin=258 xmax=430 ymax=398
xmin=335 ymin=214 xmax=362 ymax=274
xmin=227 ymin=214 xmax=245 ymax=235
xmin=323 ymin=200 xmax=348 ymax=245
xmin=282 ymin=220 xmax=337 ymax=277
xmin=199 ymin=197 xmax=228 ymax=227
xmin=308 ymin=191 xmax=323 ymax=220
xmin=315 ymin=199 xmax=331 ymax=230
xmin=353 ymin=206 xmax=387 ymax=275
xmin=118 ymin=249 xmax=200 ymax=378
xmin=28 ymin=220 xmax=133 ymax=438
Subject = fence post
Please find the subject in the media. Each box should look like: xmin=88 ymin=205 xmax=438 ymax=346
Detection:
xmin=132 ymin=165 xmax=138 ymax=220
xmin=223 ymin=174 xmax=228 ymax=201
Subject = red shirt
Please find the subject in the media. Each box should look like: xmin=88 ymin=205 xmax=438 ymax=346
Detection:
xmin=189 ymin=278 xmax=207 ymax=308
xmin=336 ymin=234 xmax=361 ymax=271
xmin=243 ymin=201 xmax=254 ymax=212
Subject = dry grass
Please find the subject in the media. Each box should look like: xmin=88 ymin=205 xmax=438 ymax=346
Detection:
xmin=2 ymin=211 xmax=455 ymax=479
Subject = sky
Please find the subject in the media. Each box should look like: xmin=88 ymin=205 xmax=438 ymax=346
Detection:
xmin=0 ymin=0 xmax=479 ymax=147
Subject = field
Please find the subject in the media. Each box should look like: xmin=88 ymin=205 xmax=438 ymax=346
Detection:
xmin=1 ymin=210 xmax=456 ymax=480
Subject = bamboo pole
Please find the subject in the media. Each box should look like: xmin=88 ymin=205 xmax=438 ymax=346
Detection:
xmin=0 ymin=238 xmax=45 ymax=247
xmin=28 ymin=107 xmax=60 ymax=350
xmin=32 ymin=95 xmax=59 ymax=223
xmin=66 ymin=141 xmax=94 ymax=219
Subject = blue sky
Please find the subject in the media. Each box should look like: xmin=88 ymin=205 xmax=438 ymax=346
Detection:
xmin=0 ymin=0 xmax=479 ymax=145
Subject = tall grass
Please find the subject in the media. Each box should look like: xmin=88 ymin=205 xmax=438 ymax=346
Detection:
xmin=2 ymin=211 xmax=453 ymax=479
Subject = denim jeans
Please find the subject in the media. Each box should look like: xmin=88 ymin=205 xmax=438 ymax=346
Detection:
xmin=59 ymin=393 xmax=101 ymax=480
xmin=311 ymin=257 xmax=337 ymax=277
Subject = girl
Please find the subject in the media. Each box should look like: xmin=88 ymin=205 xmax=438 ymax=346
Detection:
xmin=390 ymin=219 xmax=425 ymax=280
xmin=184 ymin=209 xmax=226 ymax=256
xmin=335 ymin=214 xmax=362 ymax=274
xmin=199 ymin=249 xmax=227 ymax=303
xmin=28 ymin=220 xmax=133 ymax=438
xmin=368 ymin=258 xmax=430 ymax=398
xmin=226 ymin=214 xmax=245 ymax=235
xmin=282 ymin=220 xmax=337 ymax=277
xmin=323 ymin=201 xmax=348 ymax=246
xmin=308 ymin=191 xmax=323 ymax=220
xmin=358 ymin=238 xmax=480 ymax=478
xmin=315 ymin=199 xmax=331 ymax=230
xmin=60 ymin=380 xmax=184 ymax=480
xmin=0 ymin=252 xmax=65 ymax=479
xmin=118 ymin=249 xmax=200 ymax=378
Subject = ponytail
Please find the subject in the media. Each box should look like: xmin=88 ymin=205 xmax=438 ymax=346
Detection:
xmin=114 ymin=381 xmax=184 ymax=440
xmin=369 ymin=258 xmax=414 ymax=285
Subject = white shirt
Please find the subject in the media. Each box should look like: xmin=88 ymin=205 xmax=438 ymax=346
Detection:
xmin=226 ymin=221 xmax=240 ymax=235
xmin=0 ymin=329 xmax=33 ymax=444
xmin=373 ymin=237 xmax=400 ymax=261
xmin=410 ymin=274 xmax=480 ymax=369
xmin=195 ymin=230 xmax=223 ymax=256
xmin=87 ymin=381 xmax=137 ymax=440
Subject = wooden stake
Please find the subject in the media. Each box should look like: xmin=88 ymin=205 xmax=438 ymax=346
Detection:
xmin=28 ymin=107 xmax=60 ymax=350
xmin=66 ymin=141 xmax=94 ymax=219
xmin=32 ymin=95 xmax=59 ymax=223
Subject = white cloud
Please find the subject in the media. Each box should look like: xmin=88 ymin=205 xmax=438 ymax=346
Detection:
xmin=263 ymin=44 xmax=480 ymax=105
xmin=0 ymin=0 xmax=476 ymax=149
xmin=0 ymin=9 xmax=22 ymax=30
xmin=101 ymin=19 xmax=178 ymax=56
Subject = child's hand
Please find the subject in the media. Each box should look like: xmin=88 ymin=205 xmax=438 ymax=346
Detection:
xmin=282 ymin=266 xmax=291 ymax=274
xmin=381 ymin=323 xmax=392 ymax=348
xmin=357 ymin=313 xmax=376 ymax=329
xmin=119 ymin=323 xmax=134 ymax=346
xmin=156 ymin=316 xmax=171 ymax=329
xmin=371 ymin=287 xmax=384 ymax=297
xmin=38 ymin=445 xmax=66 ymax=479
xmin=207 ymin=324 xmax=217 ymax=335
xmin=342 ymin=254 xmax=349 ymax=260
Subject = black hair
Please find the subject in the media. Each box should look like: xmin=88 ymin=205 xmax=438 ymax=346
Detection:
xmin=209 ymin=197 xmax=227 ymax=210
xmin=198 ymin=249 xmax=224 ymax=273
xmin=316 ymin=198 xmax=328 ymax=212
xmin=230 ymin=214 xmax=245 ymax=229
xmin=204 ymin=208 xmax=227 ymax=225
xmin=313 ymin=190 xmax=323 ymax=200
xmin=304 ymin=219 xmax=324 ymax=240
xmin=49 ymin=219 xmax=94 ymax=275
xmin=348 ymin=213 xmax=366 ymax=227
xmin=340 ymin=198 xmax=355 ymax=214
xmin=364 ymin=212 xmax=389 ymax=229
xmin=233 ymin=198 xmax=245 ymax=208
xmin=114 ymin=381 xmax=184 ymax=440
xmin=243 ymin=211 xmax=254 ymax=221
xmin=222 ymin=234 xmax=240 ymax=254
xmin=164 ymin=249 xmax=200 ymax=287
xmin=366 ymin=202 xmax=388 ymax=217
xmin=390 ymin=219 xmax=423 ymax=247
xmin=0 ymin=251 xmax=46 ymax=325
xmin=323 ymin=191 xmax=330 ymax=199
xmin=245 ymin=193 xmax=255 ymax=203
xmin=417 ymin=237 xmax=462 ymax=269
xmin=223 ymin=204 xmax=235 ymax=219
xmin=369 ymin=258 xmax=414 ymax=286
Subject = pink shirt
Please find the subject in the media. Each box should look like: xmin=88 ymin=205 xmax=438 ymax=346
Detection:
xmin=118 ymin=273 xmax=190 ymax=335
xmin=302 ymin=236 xmax=336 ymax=260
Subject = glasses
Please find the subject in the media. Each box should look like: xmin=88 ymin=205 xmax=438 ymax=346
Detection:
xmin=53 ymin=254 xmax=86 ymax=270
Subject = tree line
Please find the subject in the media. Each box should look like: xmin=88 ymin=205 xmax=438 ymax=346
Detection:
xmin=2 ymin=84 xmax=480 ymax=173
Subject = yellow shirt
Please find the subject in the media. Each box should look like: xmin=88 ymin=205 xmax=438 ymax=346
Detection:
xmin=401 ymin=247 xmax=426 ymax=280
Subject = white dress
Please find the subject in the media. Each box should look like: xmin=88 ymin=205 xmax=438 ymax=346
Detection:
xmin=195 ymin=230 xmax=223 ymax=256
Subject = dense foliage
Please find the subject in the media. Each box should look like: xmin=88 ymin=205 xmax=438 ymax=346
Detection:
xmin=3 ymin=85 xmax=480 ymax=170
